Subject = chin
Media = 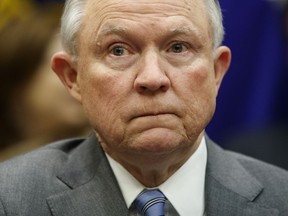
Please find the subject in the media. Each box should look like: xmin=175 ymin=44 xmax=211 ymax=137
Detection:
xmin=127 ymin=128 xmax=186 ymax=154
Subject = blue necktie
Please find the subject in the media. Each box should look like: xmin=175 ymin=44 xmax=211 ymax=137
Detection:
xmin=135 ymin=189 xmax=167 ymax=216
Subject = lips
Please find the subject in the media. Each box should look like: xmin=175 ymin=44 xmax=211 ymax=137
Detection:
xmin=129 ymin=110 xmax=178 ymax=121
xmin=125 ymin=99 xmax=182 ymax=122
xmin=136 ymin=112 xmax=172 ymax=118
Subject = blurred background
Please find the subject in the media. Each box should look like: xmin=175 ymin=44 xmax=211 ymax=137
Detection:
xmin=0 ymin=0 xmax=287 ymax=169
xmin=206 ymin=0 xmax=288 ymax=170
xmin=0 ymin=0 xmax=91 ymax=161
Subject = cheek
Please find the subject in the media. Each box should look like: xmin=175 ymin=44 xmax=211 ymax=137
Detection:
xmin=184 ymin=61 xmax=217 ymax=99
xmin=77 ymin=63 xmax=130 ymax=140
xmin=176 ymin=63 xmax=217 ymax=134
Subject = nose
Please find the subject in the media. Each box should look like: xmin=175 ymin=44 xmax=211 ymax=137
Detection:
xmin=134 ymin=51 xmax=171 ymax=94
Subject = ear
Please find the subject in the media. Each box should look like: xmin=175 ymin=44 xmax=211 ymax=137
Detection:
xmin=51 ymin=52 xmax=82 ymax=103
xmin=213 ymin=46 xmax=231 ymax=95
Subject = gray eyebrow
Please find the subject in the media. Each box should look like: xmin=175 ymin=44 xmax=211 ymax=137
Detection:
xmin=170 ymin=27 xmax=191 ymax=34
xmin=169 ymin=26 xmax=203 ymax=38
xmin=97 ymin=25 xmax=201 ymax=37
xmin=97 ymin=26 xmax=129 ymax=38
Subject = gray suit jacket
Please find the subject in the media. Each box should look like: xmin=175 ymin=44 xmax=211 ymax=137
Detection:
xmin=0 ymin=135 xmax=287 ymax=216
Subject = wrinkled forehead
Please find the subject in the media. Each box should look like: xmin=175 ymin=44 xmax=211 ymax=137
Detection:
xmin=81 ymin=0 xmax=209 ymax=31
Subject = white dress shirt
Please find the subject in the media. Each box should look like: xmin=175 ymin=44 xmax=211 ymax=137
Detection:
xmin=106 ymin=136 xmax=207 ymax=216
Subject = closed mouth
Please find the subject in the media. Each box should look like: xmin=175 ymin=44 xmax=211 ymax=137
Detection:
xmin=131 ymin=112 xmax=176 ymax=120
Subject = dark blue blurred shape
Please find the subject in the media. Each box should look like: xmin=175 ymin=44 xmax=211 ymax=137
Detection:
xmin=207 ymin=0 xmax=288 ymax=146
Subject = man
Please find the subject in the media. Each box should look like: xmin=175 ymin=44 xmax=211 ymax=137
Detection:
xmin=0 ymin=0 xmax=287 ymax=215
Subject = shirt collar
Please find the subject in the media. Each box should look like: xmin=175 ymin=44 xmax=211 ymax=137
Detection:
xmin=106 ymin=136 xmax=207 ymax=216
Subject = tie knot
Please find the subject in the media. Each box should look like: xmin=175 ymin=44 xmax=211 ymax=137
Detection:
xmin=135 ymin=189 xmax=167 ymax=216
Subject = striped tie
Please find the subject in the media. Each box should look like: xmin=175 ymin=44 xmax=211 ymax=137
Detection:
xmin=135 ymin=189 xmax=167 ymax=216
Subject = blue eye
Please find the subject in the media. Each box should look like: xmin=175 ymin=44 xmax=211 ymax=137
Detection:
xmin=169 ymin=43 xmax=188 ymax=53
xmin=111 ymin=46 xmax=126 ymax=56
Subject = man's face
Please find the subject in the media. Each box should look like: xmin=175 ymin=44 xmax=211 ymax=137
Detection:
xmin=65 ymin=0 xmax=229 ymax=161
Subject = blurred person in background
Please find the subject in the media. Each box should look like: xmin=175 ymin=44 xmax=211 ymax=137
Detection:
xmin=0 ymin=4 xmax=91 ymax=161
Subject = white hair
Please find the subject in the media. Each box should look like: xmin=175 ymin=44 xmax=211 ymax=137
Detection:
xmin=60 ymin=0 xmax=86 ymax=56
xmin=204 ymin=0 xmax=225 ymax=49
xmin=60 ymin=0 xmax=224 ymax=55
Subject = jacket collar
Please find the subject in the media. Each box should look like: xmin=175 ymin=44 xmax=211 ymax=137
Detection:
xmin=205 ymin=136 xmax=278 ymax=215
xmin=46 ymin=135 xmax=129 ymax=216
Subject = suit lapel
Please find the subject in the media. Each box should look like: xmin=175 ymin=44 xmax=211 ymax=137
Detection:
xmin=46 ymin=134 xmax=280 ymax=215
xmin=204 ymin=136 xmax=278 ymax=216
xmin=46 ymin=135 xmax=129 ymax=216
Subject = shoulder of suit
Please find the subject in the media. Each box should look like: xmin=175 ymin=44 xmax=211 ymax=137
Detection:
xmin=0 ymin=137 xmax=91 ymax=215
xmin=206 ymin=135 xmax=288 ymax=181
xmin=206 ymin=136 xmax=288 ymax=210
xmin=0 ymin=137 xmax=86 ymax=178
xmin=226 ymin=149 xmax=288 ymax=178
xmin=225 ymin=149 xmax=288 ymax=207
